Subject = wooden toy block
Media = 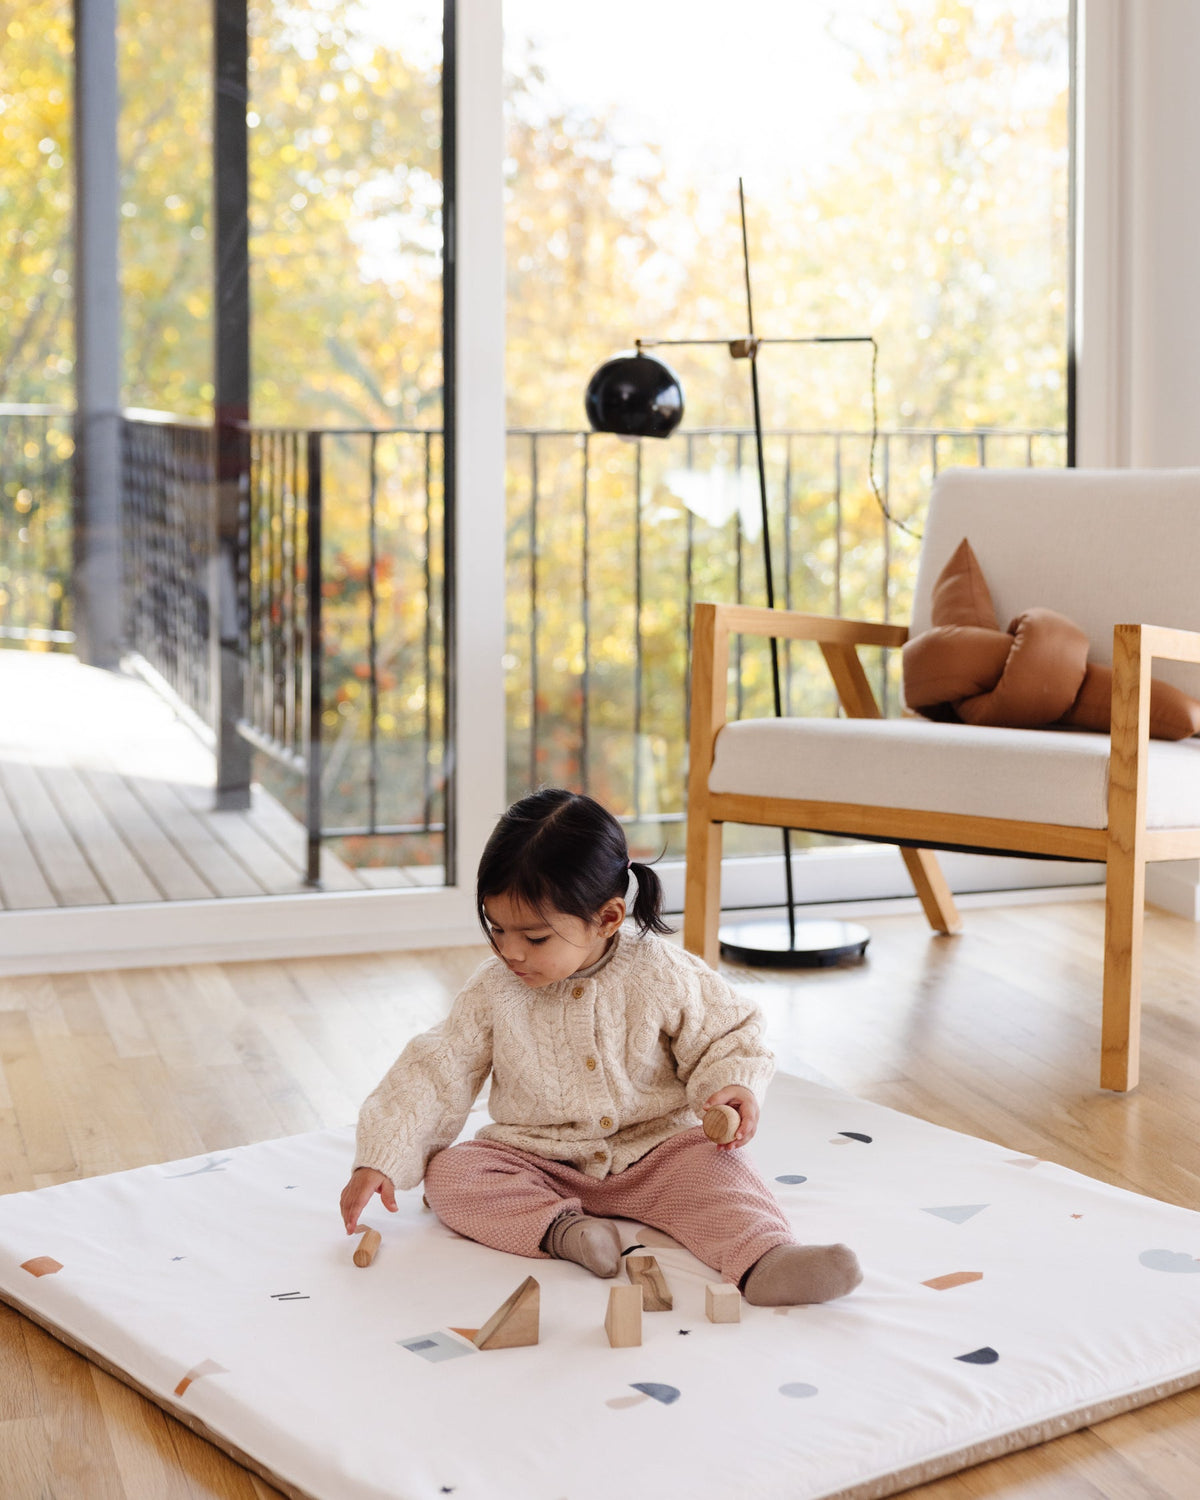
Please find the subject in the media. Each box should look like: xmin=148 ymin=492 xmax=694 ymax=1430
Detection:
xmin=625 ymin=1253 xmax=673 ymax=1311
xmin=705 ymin=1282 xmax=741 ymax=1324
xmin=605 ymin=1283 xmax=643 ymax=1347
xmin=703 ymin=1104 xmax=740 ymax=1144
xmin=352 ymin=1228 xmax=381 ymax=1267
xmin=472 ymin=1276 xmax=540 ymax=1350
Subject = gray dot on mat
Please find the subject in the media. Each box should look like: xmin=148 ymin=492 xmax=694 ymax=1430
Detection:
xmin=779 ymin=1382 xmax=819 ymax=1398
xmin=775 ymin=1174 xmax=808 ymax=1185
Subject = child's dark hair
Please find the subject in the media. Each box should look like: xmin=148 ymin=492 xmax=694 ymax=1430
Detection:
xmin=476 ymin=789 xmax=672 ymax=938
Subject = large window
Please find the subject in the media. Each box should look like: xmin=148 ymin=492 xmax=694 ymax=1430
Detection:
xmin=503 ymin=0 xmax=1071 ymax=867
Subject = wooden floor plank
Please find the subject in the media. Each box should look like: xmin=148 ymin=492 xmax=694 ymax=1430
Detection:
xmin=0 ymin=775 xmax=57 ymax=911
xmin=90 ymin=1364 xmax=204 ymax=1500
xmin=21 ymin=1314 xmax=127 ymax=1498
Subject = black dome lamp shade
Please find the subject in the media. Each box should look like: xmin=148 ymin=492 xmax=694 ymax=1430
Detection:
xmin=584 ymin=351 xmax=684 ymax=439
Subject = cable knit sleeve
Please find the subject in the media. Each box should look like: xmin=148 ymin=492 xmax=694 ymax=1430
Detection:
xmin=667 ymin=957 xmax=775 ymax=1111
xmin=353 ymin=969 xmax=495 ymax=1191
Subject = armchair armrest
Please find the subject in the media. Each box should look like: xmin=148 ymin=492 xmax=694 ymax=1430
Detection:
xmin=698 ymin=602 xmax=908 ymax=650
xmin=690 ymin=602 xmax=906 ymax=733
xmin=1109 ymin=622 xmax=1200 ymax=833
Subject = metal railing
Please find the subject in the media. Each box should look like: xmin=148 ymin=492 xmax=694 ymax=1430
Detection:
xmin=240 ymin=424 xmax=449 ymax=882
xmin=1 ymin=409 xmax=1065 ymax=874
xmin=0 ymin=404 xmax=75 ymax=645
xmin=504 ymin=424 xmax=1067 ymax=852
xmin=121 ymin=411 xmax=214 ymax=722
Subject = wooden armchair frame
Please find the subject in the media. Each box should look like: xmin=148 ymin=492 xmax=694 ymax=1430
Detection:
xmin=683 ymin=601 xmax=1200 ymax=1092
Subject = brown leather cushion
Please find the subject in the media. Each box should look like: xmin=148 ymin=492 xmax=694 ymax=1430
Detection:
xmin=904 ymin=538 xmax=1200 ymax=740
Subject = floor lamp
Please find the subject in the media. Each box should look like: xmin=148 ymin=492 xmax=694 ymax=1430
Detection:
xmin=585 ymin=181 xmax=874 ymax=967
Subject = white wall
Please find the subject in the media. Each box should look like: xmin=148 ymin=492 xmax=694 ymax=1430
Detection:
xmin=1076 ymin=0 xmax=1200 ymax=917
xmin=1077 ymin=0 xmax=1200 ymax=468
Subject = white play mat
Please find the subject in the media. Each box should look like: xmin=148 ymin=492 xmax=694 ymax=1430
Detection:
xmin=2 ymin=1072 xmax=1200 ymax=1500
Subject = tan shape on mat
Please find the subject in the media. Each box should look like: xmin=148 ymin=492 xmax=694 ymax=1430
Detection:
xmin=606 ymin=1393 xmax=646 ymax=1409
xmin=473 ymin=1276 xmax=539 ymax=1350
xmin=174 ymin=1358 xmax=228 ymax=1397
xmin=630 ymin=1226 xmax=683 ymax=1251
xmin=20 ymin=1257 xmax=63 ymax=1277
xmin=923 ymin=1271 xmax=984 ymax=1291
xmin=1006 ymin=1156 xmax=1043 ymax=1169
xmin=449 ymin=1327 xmax=479 ymax=1341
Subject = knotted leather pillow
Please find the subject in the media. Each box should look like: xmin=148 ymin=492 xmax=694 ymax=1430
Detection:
xmin=903 ymin=538 xmax=1200 ymax=740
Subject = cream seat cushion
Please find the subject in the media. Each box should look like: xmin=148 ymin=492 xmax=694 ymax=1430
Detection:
xmin=709 ymin=717 xmax=1200 ymax=830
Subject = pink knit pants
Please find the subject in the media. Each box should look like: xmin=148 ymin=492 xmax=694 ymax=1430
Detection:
xmin=423 ymin=1127 xmax=795 ymax=1285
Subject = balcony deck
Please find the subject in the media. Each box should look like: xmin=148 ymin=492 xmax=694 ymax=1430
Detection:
xmin=0 ymin=651 xmax=426 ymax=910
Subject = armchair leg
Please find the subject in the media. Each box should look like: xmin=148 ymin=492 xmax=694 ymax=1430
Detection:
xmin=900 ymin=848 xmax=962 ymax=935
xmin=1101 ymin=843 xmax=1145 ymax=1092
xmin=684 ymin=810 xmax=723 ymax=967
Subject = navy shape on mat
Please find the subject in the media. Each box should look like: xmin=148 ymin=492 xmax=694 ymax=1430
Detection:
xmin=270 ymin=1291 xmax=310 ymax=1301
xmin=837 ymin=1132 xmax=873 ymax=1143
xmin=775 ymin=1174 xmax=808 ymax=1185
xmin=780 ymin=1382 xmax=819 ymax=1398
xmin=631 ymin=1382 xmax=681 ymax=1405
xmin=1139 ymin=1248 xmax=1200 ymax=1273
xmin=399 ymin=1331 xmax=477 ymax=1363
xmin=955 ymin=1347 xmax=999 ymax=1365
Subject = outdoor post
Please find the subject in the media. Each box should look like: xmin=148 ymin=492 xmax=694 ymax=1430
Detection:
xmin=212 ymin=0 xmax=252 ymax=808
xmin=72 ymin=0 xmax=123 ymax=670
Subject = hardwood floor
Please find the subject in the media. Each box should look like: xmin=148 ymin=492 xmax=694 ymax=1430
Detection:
xmin=2 ymin=897 xmax=1200 ymax=1496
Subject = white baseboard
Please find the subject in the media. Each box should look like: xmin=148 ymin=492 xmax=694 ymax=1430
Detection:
xmin=1145 ymin=860 xmax=1200 ymax=921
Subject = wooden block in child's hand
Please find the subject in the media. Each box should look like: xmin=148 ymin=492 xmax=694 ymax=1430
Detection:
xmin=353 ymin=1228 xmax=381 ymax=1267
xmin=706 ymin=1282 xmax=741 ymax=1323
xmin=703 ymin=1104 xmax=740 ymax=1144
xmin=625 ymin=1254 xmax=673 ymax=1311
xmin=605 ymin=1283 xmax=643 ymax=1347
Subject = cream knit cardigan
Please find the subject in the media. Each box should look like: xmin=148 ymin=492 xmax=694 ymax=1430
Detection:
xmin=354 ymin=929 xmax=775 ymax=1190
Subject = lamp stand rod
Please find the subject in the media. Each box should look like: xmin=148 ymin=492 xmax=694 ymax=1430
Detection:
xmin=735 ymin=179 xmax=797 ymax=950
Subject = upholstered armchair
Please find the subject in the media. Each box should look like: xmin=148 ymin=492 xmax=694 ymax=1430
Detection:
xmin=683 ymin=467 xmax=1200 ymax=1091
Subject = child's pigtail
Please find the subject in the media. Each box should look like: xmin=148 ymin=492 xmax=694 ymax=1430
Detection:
xmin=627 ymin=860 xmax=673 ymax=935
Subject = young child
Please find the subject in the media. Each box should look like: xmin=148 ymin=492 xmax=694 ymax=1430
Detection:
xmin=340 ymin=789 xmax=862 ymax=1305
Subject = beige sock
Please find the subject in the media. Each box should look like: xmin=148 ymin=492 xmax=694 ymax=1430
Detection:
xmin=542 ymin=1211 xmax=622 ymax=1278
xmin=741 ymin=1243 xmax=863 ymax=1306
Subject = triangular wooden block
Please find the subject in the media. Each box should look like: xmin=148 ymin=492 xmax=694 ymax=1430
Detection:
xmin=625 ymin=1254 xmax=673 ymax=1311
xmin=472 ymin=1276 xmax=540 ymax=1350
xmin=449 ymin=1328 xmax=479 ymax=1341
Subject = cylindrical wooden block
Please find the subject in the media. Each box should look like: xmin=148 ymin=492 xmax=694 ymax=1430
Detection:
xmin=703 ymin=1104 xmax=740 ymax=1144
xmin=353 ymin=1227 xmax=381 ymax=1267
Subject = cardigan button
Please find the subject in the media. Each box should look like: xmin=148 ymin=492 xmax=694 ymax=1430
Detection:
xmin=593 ymin=1151 xmax=606 ymax=1162
xmin=572 ymin=985 xmax=585 ymax=998
xmin=600 ymin=1116 xmax=613 ymax=1129
xmin=585 ymin=1056 xmax=597 ymax=1071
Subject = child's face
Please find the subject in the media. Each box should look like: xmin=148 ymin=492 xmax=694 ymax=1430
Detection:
xmin=483 ymin=891 xmax=625 ymax=988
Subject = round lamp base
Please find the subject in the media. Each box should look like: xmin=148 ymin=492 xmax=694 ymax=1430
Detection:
xmin=718 ymin=919 xmax=870 ymax=969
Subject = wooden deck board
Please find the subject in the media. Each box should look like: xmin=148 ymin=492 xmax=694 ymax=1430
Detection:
xmin=0 ymin=652 xmax=425 ymax=909
xmin=0 ymin=779 xmax=56 ymax=911
xmin=0 ymin=760 xmax=109 ymax=907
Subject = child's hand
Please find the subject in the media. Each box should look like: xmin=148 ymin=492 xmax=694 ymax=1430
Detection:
xmin=702 ymin=1086 xmax=760 ymax=1149
xmin=340 ymin=1166 xmax=397 ymax=1234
